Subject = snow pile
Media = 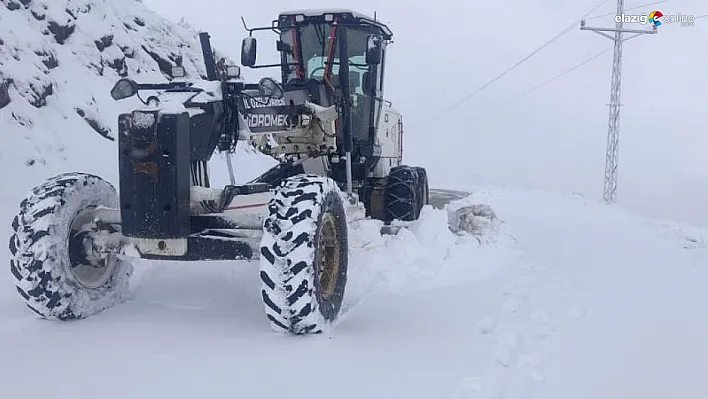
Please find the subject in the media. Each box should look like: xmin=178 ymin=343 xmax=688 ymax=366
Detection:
xmin=447 ymin=201 xmax=500 ymax=239
xmin=345 ymin=202 xmax=518 ymax=303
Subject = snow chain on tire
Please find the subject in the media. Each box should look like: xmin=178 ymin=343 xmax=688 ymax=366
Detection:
xmin=415 ymin=167 xmax=429 ymax=206
xmin=384 ymin=165 xmax=420 ymax=222
xmin=9 ymin=173 xmax=133 ymax=320
xmin=259 ymin=174 xmax=348 ymax=334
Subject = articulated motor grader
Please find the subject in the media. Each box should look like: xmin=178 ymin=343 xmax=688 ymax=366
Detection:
xmin=8 ymin=9 xmax=429 ymax=334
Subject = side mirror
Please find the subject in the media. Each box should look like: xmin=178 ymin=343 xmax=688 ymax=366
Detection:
xmin=241 ymin=36 xmax=257 ymax=67
xmin=258 ymin=77 xmax=284 ymax=99
xmin=276 ymin=40 xmax=286 ymax=52
xmin=276 ymin=40 xmax=293 ymax=54
xmin=366 ymin=35 xmax=383 ymax=65
xmin=110 ymin=78 xmax=138 ymax=101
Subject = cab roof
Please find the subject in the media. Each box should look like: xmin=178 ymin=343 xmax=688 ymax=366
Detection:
xmin=277 ymin=9 xmax=393 ymax=39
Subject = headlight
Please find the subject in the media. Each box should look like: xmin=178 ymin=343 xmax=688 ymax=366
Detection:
xmin=171 ymin=66 xmax=185 ymax=78
xmin=258 ymin=77 xmax=284 ymax=99
xmin=226 ymin=65 xmax=241 ymax=79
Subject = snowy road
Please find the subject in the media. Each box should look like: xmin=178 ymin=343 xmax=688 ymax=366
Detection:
xmin=1 ymin=187 xmax=707 ymax=399
xmin=429 ymin=188 xmax=470 ymax=209
xmin=452 ymin=188 xmax=708 ymax=398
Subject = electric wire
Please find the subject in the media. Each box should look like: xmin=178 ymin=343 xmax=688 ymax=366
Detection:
xmin=583 ymin=0 xmax=670 ymax=21
xmin=485 ymin=47 xmax=613 ymax=113
xmin=414 ymin=0 xmax=611 ymax=127
xmin=488 ymin=2 xmax=704 ymax=111
xmin=416 ymin=0 xmax=679 ymax=128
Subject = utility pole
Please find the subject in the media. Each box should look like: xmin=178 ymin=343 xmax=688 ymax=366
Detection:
xmin=580 ymin=0 xmax=657 ymax=204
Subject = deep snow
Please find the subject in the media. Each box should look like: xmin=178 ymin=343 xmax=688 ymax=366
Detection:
xmin=2 ymin=1 xmax=708 ymax=398
xmin=2 ymin=186 xmax=707 ymax=399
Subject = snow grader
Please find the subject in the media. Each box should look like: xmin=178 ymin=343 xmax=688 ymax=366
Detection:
xmin=8 ymin=9 xmax=429 ymax=334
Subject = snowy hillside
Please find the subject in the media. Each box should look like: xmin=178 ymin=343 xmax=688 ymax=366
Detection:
xmin=0 ymin=0 xmax=272 ymax=195
xmin=1 ymin=0 xmax=188 ymax=181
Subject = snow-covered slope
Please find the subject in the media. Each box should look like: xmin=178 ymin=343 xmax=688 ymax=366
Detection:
xmin=0 ymin=0 xmax=216 ymax=185
xmin=0 ymin=0 xmax=277 ymax=190
xmin=0 ymin=0 xmax=275 ymax=233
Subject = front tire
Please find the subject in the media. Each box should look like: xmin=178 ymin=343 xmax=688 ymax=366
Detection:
xmin=9 ymin=173 xmax=133 ymax=320
xmin=259 ymin=175 xmax=348 ymax=334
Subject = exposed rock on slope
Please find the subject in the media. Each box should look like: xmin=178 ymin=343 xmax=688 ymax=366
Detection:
xmin=0 ymin=0 xmax=221 ymax=184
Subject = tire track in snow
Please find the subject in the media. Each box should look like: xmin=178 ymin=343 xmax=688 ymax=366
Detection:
xmin=451 ymin=244 xmax=583 ymax=399
xmin=448 ymin=188 xmax=598 ymax=399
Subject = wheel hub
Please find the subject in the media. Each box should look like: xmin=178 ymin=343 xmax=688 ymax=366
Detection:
xmin=68 ymin=207 xmax=122 ymax=289
xmin=317 ymin=212 xmax=341 ymax=299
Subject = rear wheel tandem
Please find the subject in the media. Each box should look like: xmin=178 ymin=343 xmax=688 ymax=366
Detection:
xmin=415 ymin=166 xmax=429 ymax=208
xmin=384 ymin=165 xmax=428 ymax=222
xmin=259 ymin=174 xmax=349 ymax=334
xmin=9 ymin=173 xmax=132 ymax=320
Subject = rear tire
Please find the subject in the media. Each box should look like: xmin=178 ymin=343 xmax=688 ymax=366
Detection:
xmin=9 ymin=173 xmax=133 ymax=320
xmin=384 ymin=165 xmax=421 ymax=222
xmin=415 ymin=167 xmax=429 ymax=207
xmin=259 ymin=175 xmax=348 ymax=334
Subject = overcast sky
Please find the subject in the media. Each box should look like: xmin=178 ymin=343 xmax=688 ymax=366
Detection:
xmin=144 ymin=0 xmax=708 ymax=225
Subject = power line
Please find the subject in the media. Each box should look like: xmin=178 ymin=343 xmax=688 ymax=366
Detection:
xmin=461 ymin=0 xmax=682 ymax=115
xmin=584 ymin=0 xmax=669 ymax=21
xmin=582 ymin=0 xmax=658 ymax=204
xmin=485 ymin=47 xmax=613 ymax=112
xmin=484 ymin=3 xmax=680 ymax=114
xmin=414 ymin=0 xmax=611 ymax=127
xmin=416 ymin=0 xmax=673 ymax=129
xmin=487 ymin=0 xmax=677 ymax=112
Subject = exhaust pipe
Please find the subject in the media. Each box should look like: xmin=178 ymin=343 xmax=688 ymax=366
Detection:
xmin=199 ymin=32 xmax=219 ymax=81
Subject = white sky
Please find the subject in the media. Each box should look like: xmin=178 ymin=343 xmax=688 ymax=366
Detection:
xmin=144 ymin=0 xmax=708 ymax=225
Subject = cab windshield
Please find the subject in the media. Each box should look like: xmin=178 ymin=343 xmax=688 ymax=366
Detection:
xmin=280 ymin=23 xmax=372 ymax=94
xmin=307 ymin=55 xmax=367 ymax=94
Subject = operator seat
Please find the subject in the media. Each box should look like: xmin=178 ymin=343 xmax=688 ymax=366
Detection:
xmin=282 ymin=77 xmax=331 ymax=107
